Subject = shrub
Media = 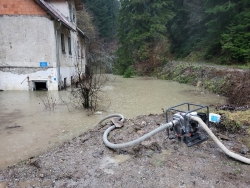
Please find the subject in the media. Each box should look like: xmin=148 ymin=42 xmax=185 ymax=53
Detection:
xmin=123 ymin=67 xmax=134 ymax=78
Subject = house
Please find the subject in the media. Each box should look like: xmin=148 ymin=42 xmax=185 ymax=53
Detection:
xmin=0 ymin=0 xmax=89 ymax=90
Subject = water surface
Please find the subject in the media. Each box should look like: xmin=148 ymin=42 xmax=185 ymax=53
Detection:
xmin=0 ymin=75 xmax=225 ymax=169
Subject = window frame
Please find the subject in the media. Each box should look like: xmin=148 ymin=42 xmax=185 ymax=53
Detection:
xmin=69 ymin=4 xmax=76 ymax=23
xmin=61 ymin=33 xmax=65 ymax=53
xmin=69 ymin=4 xmax=73 ymax=22
xmin=68 ymin=36 xmax=72 ymax=55
xmin=77 ymin=41 xmax=81 ymax=58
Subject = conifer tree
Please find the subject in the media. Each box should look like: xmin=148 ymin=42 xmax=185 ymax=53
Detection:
xmin=116 ymin=0 xmax=174 ymax=74
xmin=82 ymin=0 xmax=120 ymax=39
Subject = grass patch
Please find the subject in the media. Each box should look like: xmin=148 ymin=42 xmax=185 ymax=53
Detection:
xmin=216 ymin=110 xmax=250 ymax=132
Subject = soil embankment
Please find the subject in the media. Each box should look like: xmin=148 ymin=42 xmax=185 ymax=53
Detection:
xmin=157 ymin=61 xmax=250 ymax=106
xmin=0 ymin=114 xmax=250 ymax=187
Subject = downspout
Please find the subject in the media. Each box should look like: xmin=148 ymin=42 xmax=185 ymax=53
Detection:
xmin=55 ymin=20 xmax=62 ymax=90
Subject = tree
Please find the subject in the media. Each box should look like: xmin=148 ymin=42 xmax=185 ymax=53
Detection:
xmin=220 ymin=0 xmax=250 ymax=63
xmin=77 ymin=4 xmax=98 ymax=39
xmin=82 ymin=0 xmax=120 ymax=39
xmin=203 ymin=0 xmax=238 ymax=59
xmin=167 ymin=0 xmax=207 ymax=58
xmin=116 ymin=0 xmax=174 ymax=74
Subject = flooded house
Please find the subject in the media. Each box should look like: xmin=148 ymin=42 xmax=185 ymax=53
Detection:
xmin=0 ymin=0 xmax=88 ymax=90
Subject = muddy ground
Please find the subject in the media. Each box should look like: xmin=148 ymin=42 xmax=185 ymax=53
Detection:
xmin=0 ymin=113 xmax=250 ymax=188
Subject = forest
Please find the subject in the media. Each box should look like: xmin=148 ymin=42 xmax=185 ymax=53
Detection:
xmin=79 ymin=0 xmax=250 ymax=75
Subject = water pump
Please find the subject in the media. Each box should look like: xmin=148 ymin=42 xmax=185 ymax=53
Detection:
xmin=166 ymin=103 xmax=209 ymax=147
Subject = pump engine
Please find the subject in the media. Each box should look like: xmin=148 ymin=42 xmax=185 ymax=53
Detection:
xmin=166 ymin=103 xmax=209 ymax=147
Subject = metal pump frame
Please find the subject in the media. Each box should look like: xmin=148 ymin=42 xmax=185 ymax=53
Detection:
xmin=166 ymin=102 xmax=210 ymax=147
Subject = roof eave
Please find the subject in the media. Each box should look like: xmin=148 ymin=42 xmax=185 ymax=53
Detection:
xmin=35 ymin=0 xmax=75 ymax=31
xmin=77 ymin=27 xmax=90 ymax=42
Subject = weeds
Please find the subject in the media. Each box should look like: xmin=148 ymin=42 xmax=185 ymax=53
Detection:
xmin=40 ymin=92 xmax=57 ymax=111
xmin=71 ymin=64 xmax=110 ymax=113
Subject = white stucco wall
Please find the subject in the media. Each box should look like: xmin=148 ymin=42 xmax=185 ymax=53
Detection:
xmin=0 ymin=68 xmax=58 ymax=90
xmin=0 ymin=7 xmax=86 ymax=90
xmin=48 ymin=0 xmax=69 ymax=19
xmin=0 ymin=16 xmax=56 ymax=67
xmin=57 ymin=26 xmax=86 ymax=87
xmin=0 ymin=15 xmax=58 ymax=90
xmin=48 ymin=0 xmax=76 ymax=25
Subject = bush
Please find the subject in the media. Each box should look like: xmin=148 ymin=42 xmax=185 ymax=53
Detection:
xmin=123 ymin=67 xmax=134 ymax=78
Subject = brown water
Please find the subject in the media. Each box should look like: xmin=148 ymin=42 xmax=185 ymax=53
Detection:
xmin=0 ymin=75 xmax=226 ymax=169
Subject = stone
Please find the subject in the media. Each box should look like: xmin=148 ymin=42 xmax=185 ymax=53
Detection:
xmin=217 ymin=133 xmax=230 ymax=141
xmin=141 ymin=121 xmax=147 ymax=126
xmin=239 ymin=145 xmax=249 ymax=155
xmin=92 ymin=150 xmax=104 ymax=158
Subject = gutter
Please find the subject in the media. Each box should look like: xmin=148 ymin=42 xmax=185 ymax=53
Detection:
xmin=77 ymin=27 xmax=91 ymax=44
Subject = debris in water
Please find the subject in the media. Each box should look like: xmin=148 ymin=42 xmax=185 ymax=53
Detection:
xmin=5 ymin=125 xmax=21 ymax=129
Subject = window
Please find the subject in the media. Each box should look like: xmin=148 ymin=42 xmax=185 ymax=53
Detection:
xmin=69 ymin=4 xmax=73 ymax=21
xmin=68 ymin=36 xmax=72 ymax=55
xmin=61 ymin=33 xmax=65 ymax=53
xmin=69 ymin=4 xmax=76 ymax=23
xmin=77 ymin=41 xmax=80 ymax=57
xmin=72 ymin=7 xmax=76 ymax=23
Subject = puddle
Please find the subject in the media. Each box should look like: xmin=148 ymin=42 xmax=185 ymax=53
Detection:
xmin=114 ymin=154 xmax=131 ymax=163
xmin=99 ymin=156 xmax=118 ymax=175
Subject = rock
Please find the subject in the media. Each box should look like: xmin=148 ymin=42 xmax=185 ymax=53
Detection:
xmin=149 ymin=142 xmax=162 ymax=153
xmin=173 ymin=146 xmax=178 ymax=150
xmin=137 ymin=130 xmax=144 ymax=135
xmin=141 ymin=121 xmax=147 ymax=126
xmin=168 ymin=135 xmax=176 ymax=140
xmin=162 ymin=142 xmax=169 ymax=149
xmin=228 ymin=134 xmax=236 ymax=138
xmin=39 ymin=173 xmax=44 ymax=178
xmin=217 ymin=133 xmax=230 ymax=141
xmin=92 ymin=150 xmax=104 ymax=158
xmin=232 ymin=147 xmax=240 ymax=153
xmin=239 ymin=146 xmax=249 ymax=155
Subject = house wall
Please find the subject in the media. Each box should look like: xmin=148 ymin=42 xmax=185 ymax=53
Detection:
xmin=0 ymin=0 xmax=47 ymax=15
xmin=56 ymin=24 xmax=86 ymax=88
xmin=47 ymin=0 xmax=69 ymax=19
xmin=0 ymin=15 xmax=58 ymax=90
xmin=0 ymin=0 xmax=86 ymax=91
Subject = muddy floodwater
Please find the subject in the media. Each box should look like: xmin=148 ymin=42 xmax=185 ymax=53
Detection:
xmin=0 ymin=75 xmax=226 ymax=169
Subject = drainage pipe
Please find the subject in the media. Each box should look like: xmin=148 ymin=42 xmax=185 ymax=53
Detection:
xmin=189 ymin=115 xmax=250 ymax=164
xmin=97 ymin=114 xmax=125 ymax=125
xmin=55 ymin=20 xmax=62 ymax=90
xmin=101 ymin=114 xmax=179 ymax=149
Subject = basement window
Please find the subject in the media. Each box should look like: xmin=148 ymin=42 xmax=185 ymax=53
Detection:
xmin=33 ymin=81 xmax=48 ymax=91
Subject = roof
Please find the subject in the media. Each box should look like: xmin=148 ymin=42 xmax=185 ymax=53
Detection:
xmin=35 ymin=0 xmax=88 ymax=40
xmin=35 ymin=0 xmax=82 ymax=31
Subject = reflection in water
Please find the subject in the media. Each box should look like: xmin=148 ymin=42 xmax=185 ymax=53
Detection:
xmin=0 ymin=75 xmax=225 ymax=169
